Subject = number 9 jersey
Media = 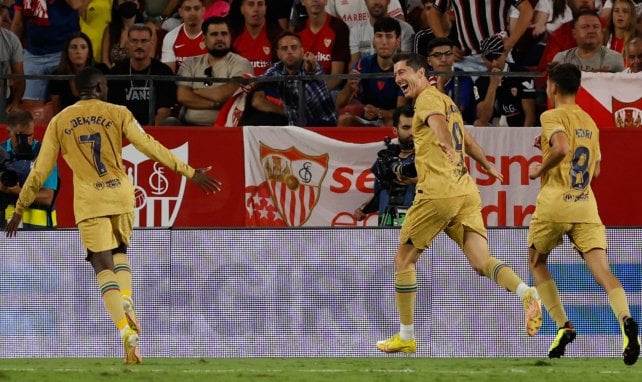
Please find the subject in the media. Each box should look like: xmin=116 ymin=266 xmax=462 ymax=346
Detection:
xmin=534 ymin=104 xmax=602 ymax=224
xmin=15 ymin=99 xmax=195 ymax=224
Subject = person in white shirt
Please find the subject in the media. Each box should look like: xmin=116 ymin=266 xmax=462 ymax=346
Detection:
xmin=325 ymin=0 xmax=404 ymax=28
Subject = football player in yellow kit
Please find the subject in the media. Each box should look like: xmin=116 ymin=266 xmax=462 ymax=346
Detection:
xmin=5 ymin=67 xmax=221 ymax=364
xmin=376 ymin=53 xmax=542 ymax=354
xmin=528 ymin=63 xmax=639 ymax=364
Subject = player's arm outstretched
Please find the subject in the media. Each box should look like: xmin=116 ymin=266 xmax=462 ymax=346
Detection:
xmin=462 ymin=127 xmax=504 ymax=181
xmin=122 ymin=114 xmax=222 ymax=194
xmin=529 ymin=131 xmax=569 ymax=180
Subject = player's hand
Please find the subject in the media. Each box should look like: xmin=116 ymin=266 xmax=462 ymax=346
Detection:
xmin=484 ymin=164 xmax=504 ymax=182
xmin=190 ymin=166 xmax=222 ymax=195
xmin=438 ymin=142 xmax=457 ymax=165
xmin=5 ymin=212 xmax=23 ymax=238
xmin=533 ymin=135 xmax=542 ymax=150
xmin=529 ymin=162 xmax=542 ymax=179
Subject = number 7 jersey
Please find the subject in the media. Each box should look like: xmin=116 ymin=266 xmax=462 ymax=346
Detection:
xmin=534 ymin=104 xmax=602 ymax=223
xmin=15 ymin=99 xmax=195 ymax=224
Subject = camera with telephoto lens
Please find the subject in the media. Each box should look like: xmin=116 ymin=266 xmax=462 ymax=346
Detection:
xmin=372 ymin=136 xmax=417 ymax=185
xmin=0 ymin=134 xmax=36 ymax=188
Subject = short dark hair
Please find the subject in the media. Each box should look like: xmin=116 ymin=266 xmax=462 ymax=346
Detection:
xmin=392 ymin=104 xmax=414 ymax=128
xmin=201 ymin=16 xmax=229 ymax=35
xmin=373 ymin=16 xmax=401 ymax=38
xmin=392 ymin=52 xmax=430 ymax=73
xmin=572 ymin=9 xmax=600 ymax=29
xmin=548 ymin=63 xmax=582 ymax=95
xmin=75 ymin=66 xmax=105 ymax=93
xmin=128 ymin=23 xmax=153 ymax=37
xmin=6 ymin=109 xmax=34 ymax=128
xmin=275 ymin=30 xmax=302 ymax=48
xmin=426 ymin=37 xmax=455 ymax=54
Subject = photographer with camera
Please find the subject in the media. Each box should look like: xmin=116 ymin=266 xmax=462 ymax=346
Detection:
xmin=353 ymin=104 xmax=417 ymax=226
xmin=0 ymin=110 xmax=59 ymax=228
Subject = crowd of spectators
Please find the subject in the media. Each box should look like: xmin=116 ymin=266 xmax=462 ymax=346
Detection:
xmin=1 ymin=0 xmax=642 ymax=127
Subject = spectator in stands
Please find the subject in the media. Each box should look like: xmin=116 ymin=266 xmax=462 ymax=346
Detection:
xmin=427 ymin=0 xmax=534 ymax=71
xmin=1 ymin=109 xmax=59 ymax=229
xmin=161 ymin=0 xmax=207 ymax=73
xmin=108 ymin=24 xmax=176 ymax=125
xmin=325 ymin=0 xmax=404 ymax=29
xmin=473 ymin=34 xmax=537 ymax=127
xmin=228 ymin=0 xmax=283 ymax=76
xmin=538 ymin=0 xmax=599 ymax=72
xmin=603 ymin=0 xmax=637 ymax=53
xmin=412 ymin=0 xmax=459 ymax=58
xmin=49 ymin=32 xmax=109 ymax=114
xmin=0 ymin=19 xmax=24 ymax=112
xmin=177 ymin=16 xmax=253 ymax=126
xmin=337 ymin=17 xmax=405 ymax=127
xmin=11 ymin=0 xmax=81 ymax=102
xmin=552 ymin=9 xmax=625 ymax=71
xmin=248 ymin=31 xmax=337 ymax=127
xmin=624 ymin=36 xmax=642 ymax=71
xmin=102 ymin=0 xmax=157 ymax=68
xmin=349 ymin=0 xmax=415 ymax=68
xmin=81 ymin=0 xmax=113 ymax=63
xmin=293 ymin=0 xmax=350 ymax=91
xmin=426 ymin=38 xmax=475 ymax=124
xmin=1 ymin=0 xmax=12 ymax=29
xmin=530 ymin=0 xmax=573 ymax=37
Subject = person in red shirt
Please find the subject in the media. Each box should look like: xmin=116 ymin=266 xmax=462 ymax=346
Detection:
xmin=161 ymin=0 xmax=208 ymax=73
xmin=229 ymin=0 xmax=283 ymax=76
xmin=293 ymin=0 xmax=350 ymax=91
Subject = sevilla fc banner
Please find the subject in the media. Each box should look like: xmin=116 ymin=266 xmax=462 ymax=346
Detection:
xmin=243 ymin=126 xmax=542 ymax=227
xmin=577 ymin=72 xmax=642 ymax=128
xmin=243 ymin=125 xmax=383 ymax=227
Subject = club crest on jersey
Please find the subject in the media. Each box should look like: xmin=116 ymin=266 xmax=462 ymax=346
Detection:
xmin=259 ymin=143 xmax=329 ymax=227
xmin=262 ymin=46 xmax=271 ymax=55
xmin=612 ymin=97 xmax=642 ymax=128
xmin=323 ymin=38 xmax=332 ymax=48
xmin=122 ymin=143 xmax=188 ymax=227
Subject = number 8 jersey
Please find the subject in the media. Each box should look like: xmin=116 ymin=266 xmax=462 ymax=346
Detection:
xmin=15 ymin=99 xmax=195 ymax=224
xmin=534 ymin=104 xmax=602 ymax=223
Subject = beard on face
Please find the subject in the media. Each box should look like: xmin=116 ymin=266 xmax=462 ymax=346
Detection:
xmin=208 ymin=47 xmax=230 ymax=58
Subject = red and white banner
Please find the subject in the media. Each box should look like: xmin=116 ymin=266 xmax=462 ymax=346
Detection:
xmin=243 ymin=126 xmax=542 ymax=227
xmin=577 ymin=72 xmax=642 ymax=128
xmin=243 ymin=125 xmax=383 ymax=227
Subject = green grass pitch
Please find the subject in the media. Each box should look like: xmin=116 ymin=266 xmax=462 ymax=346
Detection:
xmin=0 ymin=358 xmax=640 ymax=382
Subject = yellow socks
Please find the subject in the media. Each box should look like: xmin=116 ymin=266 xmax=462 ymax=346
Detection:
xmin=482 ymin=257 xmax=521 ymax=293
xmin=608 ymin=287 xmax=632 ymax=324
xmin=537 ymin=279 xmax=569 ymax=328
xmin=113 ymin=253 xmax=132 ymax=298
xmin=96 ymin=269 xmax=128 ymax=331
xmin=395 ymin=269 xmax=417 ymax=326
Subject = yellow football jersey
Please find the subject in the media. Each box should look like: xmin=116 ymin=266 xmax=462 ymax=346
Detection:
xmin=412 ymin=86 xmax=477 ymax=199
xmin=16 ymin=99 xmax=195 ymax=223
xmin=534 ymin=104 xmax=602 ymax=223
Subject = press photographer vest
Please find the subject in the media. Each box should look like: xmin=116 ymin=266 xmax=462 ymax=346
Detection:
xmin=1 ymin=139 xmax=58 ymax=228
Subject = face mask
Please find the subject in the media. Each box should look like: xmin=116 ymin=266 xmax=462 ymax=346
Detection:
xmin=118 ymin=1 xmax=138 ymax=19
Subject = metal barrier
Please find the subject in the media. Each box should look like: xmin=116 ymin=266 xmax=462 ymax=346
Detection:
xmin=0 ymin=70 xmax=544 ymax=125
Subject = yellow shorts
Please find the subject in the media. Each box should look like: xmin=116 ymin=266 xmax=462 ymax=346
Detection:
xmin=78 ymin=213 xmax=134 ymax=253
xmin=399 ymin=193 xmax=487 ymax=250
xmin=528 ymin=216 xmax=607 ymax=254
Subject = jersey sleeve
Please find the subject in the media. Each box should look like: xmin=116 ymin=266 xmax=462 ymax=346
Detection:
xmin=540 ymin=110 xmax=567 ymax=145
xmin=15 ymin=117 xmax=62 ymax=214
xmin=121 ymin=109 xmax=195 ymax=178
xmin=415 ymin=91 xmax=445 ymax=123
xmin=161 ymin=27 xmax=178 ymax=63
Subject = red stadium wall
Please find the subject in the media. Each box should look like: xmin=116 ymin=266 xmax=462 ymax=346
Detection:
xmin=0 ymin=126 xmax=640 ymax=227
